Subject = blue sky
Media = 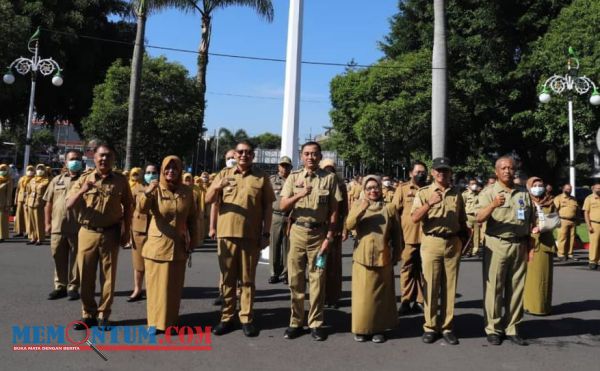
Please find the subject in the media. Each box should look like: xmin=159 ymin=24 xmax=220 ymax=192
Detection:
xmin=144 ymin=0 xmax=398 ymax=141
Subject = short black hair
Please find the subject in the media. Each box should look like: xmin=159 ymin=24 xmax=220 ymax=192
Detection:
xmin=65 ymin=149 xmax=82 ymax=158
xmin=411 ymin=160 xmax=427 ymax=172
xmin=301 ymin=141 xmax=322 ymax=152
xmin=236 ymin=140 xmax=255 ymax=151
xmin=144 ymin=163 xmax=158 ymax=170
xmin=94 ymin=143 xmax=116 ymax=154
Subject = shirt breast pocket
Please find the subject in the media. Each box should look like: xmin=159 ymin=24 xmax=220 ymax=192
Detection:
xmin=318 ymin=190 xmax=329 ymax=205
xmin=84 ymin=189 xmax=99 ymax=207
xmin=222 ymin=185 xmax=236 ymax=203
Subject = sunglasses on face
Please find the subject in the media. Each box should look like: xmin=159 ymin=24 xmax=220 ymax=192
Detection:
xmin=236 ymin=149 xmax=253 ymax=155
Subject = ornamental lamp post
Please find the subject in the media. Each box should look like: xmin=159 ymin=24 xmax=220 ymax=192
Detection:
xmin=3 ymin=27 xmax=64 ymax=169
xmin=538 ymin=47 xmax=600 ymax=196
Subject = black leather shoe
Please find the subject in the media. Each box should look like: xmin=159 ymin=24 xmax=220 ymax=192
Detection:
xmin=127 ymin=293 xmax=143 ymax=302
xmin=412 ymin=302 xmax=425 ymax=313
xmin=73 ymin=318 xmax=97 ymax=331
xmin=398 ymin=302 xmax=411 ymax=316
xmin=26 ymin=240 xmax=35 ymax=245
xmin=212 ymin=321 xmax=234 ymax=336
xmin=97 ymin=318 xmax=112 ymax=331
xmin=353 ymin=334 xmax=368 ymax=342
xmin=284 ymin=326 xmax=302 ymax=339
xmin=242 ymin=323 xmax=259 ymax=337
xmin=486 ymin=334 xmax=502 ymax=345
xmin=268 ymin=275 xmax=280 ymax=284
xmin=442 ymin=331 xmax=459 ymax=345
xmin=507 ymin=335 xmax=528 ymax=346
xmin=589 ymin=263 xmax=598 ymax=270
xmin=422 ymin=331 xmax=438 ymax=344
xmin=372 ymin=334 xmax=386 ymax=343
xmin=67 ymin=290 xmax=80 ymax=300
xmin=282 ymin=276 xmax=288 ymax=285
xmin=310 ymin=327 xmax=327 ymax=341
xmin=48 ymin=289 xmax=67 ymax=300
xmin=213 ymin=295 xmax=223 ymax=306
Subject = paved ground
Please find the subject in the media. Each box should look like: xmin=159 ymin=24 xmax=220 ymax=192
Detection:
xmin=1 ymin=236 xmax=599 ymax=371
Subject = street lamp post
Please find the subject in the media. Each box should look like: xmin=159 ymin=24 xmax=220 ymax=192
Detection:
xmin=539 ymin=48 xmax=600 ymax=196
xmin=3 ymin=28 xmax=64 ymax=170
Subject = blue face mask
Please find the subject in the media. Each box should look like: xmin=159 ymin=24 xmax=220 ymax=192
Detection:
xmin=67 ymin=160 xmax=82 ymax=172
xmin=144 ymin=173 xmax=158 ymax=184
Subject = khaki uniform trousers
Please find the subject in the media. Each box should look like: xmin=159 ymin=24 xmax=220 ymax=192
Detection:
xmin=325 ymin=235 xmax=342 ymax=305
xmin=420 ymin=235 xmax=461 ymax=333
xmin=51 ymin=233 xmax=80 ymax=291
xmin=145 ymin=258 xmax=186 ymax=331
xmin=218 ymin=237 xmax=260 ymax=324
xmin=589 ymin=222 xmax=600 ymax=264
xmin=400 ymin=244 xmax=424 ymax=304
xmin=30 ymin=205 xmax=45 ymax=241
xmin=288 ymin=224 xmax=326 ymax=329
xmin=269 ymin=213 xmax=288 ymax=278
xmin=77 ymin=227 xmax=120 ymax=319
xmin=0 ymin=209 xmax=9 ymax=239
xmin=466 ymin=216 xmax=481 ymax=255
xmin=556 ymin=219 xmax=576 ymax=258
xmin=14 ymin=201 xmax=26 ymax=235
xmin=131 ymin=231 xmax=146 ymax=272
xmin=483 ymin=235 xmax=527 ymax=336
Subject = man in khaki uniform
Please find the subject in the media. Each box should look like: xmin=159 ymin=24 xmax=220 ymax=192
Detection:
xmin=411 ymin=157 xmax=467 ymax=346
xmin=43 ymin=150 xmax=83 ymax=300
xmin=66 ymin=144 xmax=132 ymax=331
xmin=382 ymin=175 xmax=395 ymax=203
xmin=462 ymin=178 xmax=482 ymax=257
xmin=280 ymin=141 xmax=342 ymax=341
xmin=392 ymin=161 xmax=428 ymax=315
xmin=206 ymin=140 xmax=275 ymax=337
xmin=554 ymin=183 xmax=579 ymax=261
xmin=477 ymin=156 xmax=532 ymax=346
xmin=268 ymin=156 xmax=292 ymax=284
xmin=583 ymin=183 xmax=600 ymax=270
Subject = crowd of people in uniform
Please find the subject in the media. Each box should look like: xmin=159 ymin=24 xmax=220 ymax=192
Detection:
xmin=5 ymin=139 xmax=599 ymax=346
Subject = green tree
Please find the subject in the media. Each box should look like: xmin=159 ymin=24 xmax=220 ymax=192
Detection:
xmin=252 ymin=132 xmax=281 ymax=149
xmin=83 ymin=55 xmax=201 ymax=166
xmin=183 ymin=0 xmax=274 ymax=156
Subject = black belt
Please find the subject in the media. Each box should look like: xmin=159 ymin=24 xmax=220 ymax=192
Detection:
xmin=486 ymin=234 xmax=525 ymax=244
xmin=294 ymin=221 xmax=324 ymax=230
xmin=591 ymin=220 xmax=600 ymax=224
xmin=424 ymin=232 xmax=457 ymax=239
xmin=273 ymin=210 xmax=289 ymax=217
xmin=82 ymin=224 xmax=119 ymax=233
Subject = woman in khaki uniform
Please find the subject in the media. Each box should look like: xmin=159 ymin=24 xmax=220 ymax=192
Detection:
xmin=139 ymin=156 xmax=199 ymax=333
xmin=183 ymin=172 xmax=205 ymax=244
xmin=128 ymin=167 xmax=148 ymax=302
xmin=16 ymin=165 xmax=35 ymax=238
xmin=0 ymin=164 xmax=13 ymax=241
xmin=26 ymin=164 xmax=49 ymax=245
xmin=524 ymin=177 xmax=555 ymax=315
xmin=346 ymin=175 xmax=402 ymax=343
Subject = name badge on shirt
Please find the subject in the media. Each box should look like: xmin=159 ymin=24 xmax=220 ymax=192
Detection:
xmin=517 ymin=209 xmax=525 ymax=220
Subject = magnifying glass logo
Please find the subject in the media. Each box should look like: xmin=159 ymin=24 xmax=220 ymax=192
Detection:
xmin=65 ymin=321 xmax=108 ymax=361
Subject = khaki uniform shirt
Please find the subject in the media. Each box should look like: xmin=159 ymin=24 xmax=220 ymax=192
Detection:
xmin=582 ymin=194 xmax=600 ymax=222
xmin=280 ymin=168 xmax=343 ymax=224
xmin=211 ymin=166 xmax=275 ymax=240
xmin=412 ymin=183 xmax=466 ymax=235
xmin=270 ymin=173 xmax=288 ymax=213
xmin=42 ymin=173 xmax=80 ymax=234
xmin=346 ymin=202 xmax=402 ymax=267
xmin=131 ymin=183 xmax=149 ymax=233
xmin=26 ymin=177 xmax=49 ymax=208
xmin=392 ymin=181 xmax=422 ymax=244
xmin=16 ymin=177 xmax=30 ymax=203
xmin=69 ymin=170 xmax=132 ymax=228
xmin=139 ymin=184 xmax=199 ymax=261
xmin=462 ymin=189 xmax=480 ymax=216
xmin=478 ymin=182 xmax=532 ymax=238
xmin=553 ymin=193 xmax=579 ymax=220
xmin=382 ymin=187 xmax=395 ymax=203
xmin=0 ymin=180 xmax=12 ymax=208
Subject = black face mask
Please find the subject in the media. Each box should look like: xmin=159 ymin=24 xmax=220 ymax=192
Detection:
xmin=414 ymin=173 xmax=427 ymax=185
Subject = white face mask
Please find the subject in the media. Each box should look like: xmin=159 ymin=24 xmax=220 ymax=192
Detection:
xmin=382 ymin=180 xmax=391 ymax=188
xmin=226 ymin=158 xmax=237 ymax=169
xmin=530 ymin=186 xmax=545 ymax=197
xmin=469 ymin=184 xmax=478 ymax=191
xmin=36 ymin=170 xmax=45 ymax=177
xmin=26 ymin=170 xmax=34 ymax=177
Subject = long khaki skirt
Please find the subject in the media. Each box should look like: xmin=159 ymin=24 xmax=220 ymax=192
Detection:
xmin=524 ymin=249 xmax=553 ymax=315
xmin=351 ymin=262 xmax=398 ymax=334
xmin=145 ymin=258 xmax=186 ymax=331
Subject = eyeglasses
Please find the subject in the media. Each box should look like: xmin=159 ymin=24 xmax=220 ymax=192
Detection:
xmin=146 ymin=171 xmax=157 ymax=175
xmin=236 ymin=149 xmax=253 ymax=155
xmin=365 ymin=186 xmax=380 ymax=191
